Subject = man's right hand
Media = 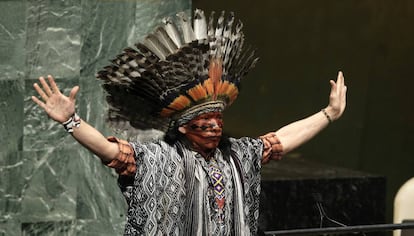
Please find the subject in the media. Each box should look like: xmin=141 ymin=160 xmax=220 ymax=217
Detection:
xmin=31 ymin=75 xmax=121 ymax=165
xmin=32 ymin=75 xmax=79 ymax=123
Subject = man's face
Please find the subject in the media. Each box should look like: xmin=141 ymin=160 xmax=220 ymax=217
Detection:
xmin=179 ymin=112 xmax=223 ymax=154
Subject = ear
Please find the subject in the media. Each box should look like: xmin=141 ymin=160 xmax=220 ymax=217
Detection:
xmin=178 ymin=126 xmax=187 ymax=134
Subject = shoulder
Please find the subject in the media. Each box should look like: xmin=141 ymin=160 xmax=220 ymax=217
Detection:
xmin=229 ymin=136 xmax=264 ymax=159
xmin=129 ymin=139 xmax=178 ymax=157
xmin=229 ymin=136 xmax=263 ymax=150
xmin=228 ymin=137 xmax=264 ymax=174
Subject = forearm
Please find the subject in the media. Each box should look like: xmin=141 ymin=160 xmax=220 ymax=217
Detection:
xmin=70 ymin=119 xmax=119 ymax=163
xmin=275 ymin=106 xmax=334 ymax=154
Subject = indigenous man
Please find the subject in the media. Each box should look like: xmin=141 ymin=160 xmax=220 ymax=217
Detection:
xmin=32 ymin=9 xmax=346 ymax=236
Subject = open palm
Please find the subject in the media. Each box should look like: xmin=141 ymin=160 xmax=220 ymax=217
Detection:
xmin=32 ymin=75 xmax=79 ymax=123
xmin=327 ymin=71 xmax=347 ymax=121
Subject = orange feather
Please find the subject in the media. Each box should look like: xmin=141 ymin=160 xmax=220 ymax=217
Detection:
xmin=188 ymin=84 xmax=208 ymax=101
xmin=160 ymin=95 xmax=191 ymax=117
xmin=208 ymin=58 xmax=223 ymax=99
xmin=203 ymin=78 xmax=215 ymax=96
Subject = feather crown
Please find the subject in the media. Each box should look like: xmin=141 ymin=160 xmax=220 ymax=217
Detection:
xmin=96 ymin=9 xmax=259 ymax=132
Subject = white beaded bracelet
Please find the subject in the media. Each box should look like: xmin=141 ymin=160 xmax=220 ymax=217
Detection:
xmin=62 ymin=113 xmax=81 ymax=133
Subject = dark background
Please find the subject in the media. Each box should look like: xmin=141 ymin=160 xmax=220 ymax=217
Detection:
xmin=194 ymin=0 xmax=414 ymax=222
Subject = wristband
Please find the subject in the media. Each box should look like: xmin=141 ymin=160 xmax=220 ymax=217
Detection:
xmin=321 ymin=108 xmax=333 ymax=123
xmin=62 ymin=113 xmax=81 ymax=133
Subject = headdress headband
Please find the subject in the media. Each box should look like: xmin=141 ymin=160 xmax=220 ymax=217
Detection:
xmin=97 ymin=9 xmax=259 ymax=132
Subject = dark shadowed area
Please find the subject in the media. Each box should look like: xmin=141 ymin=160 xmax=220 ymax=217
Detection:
xmin=194 ymin=0 xmax=414 ymax=223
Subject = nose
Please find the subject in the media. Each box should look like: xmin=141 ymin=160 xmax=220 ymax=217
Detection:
xmin=210 ymin=119 xmax=218 ymax=127
xmin=208 ymin=118 xmax=222 ymax=130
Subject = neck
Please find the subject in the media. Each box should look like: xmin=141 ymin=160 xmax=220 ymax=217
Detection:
xmin=179 ymin=137 xmax=216 ymax=160
xmin=196 ymin=148 xmax=215 ymax=160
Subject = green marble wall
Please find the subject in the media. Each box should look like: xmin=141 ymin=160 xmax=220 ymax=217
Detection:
xmin=0 ymin=0 xmax=191 ymax=235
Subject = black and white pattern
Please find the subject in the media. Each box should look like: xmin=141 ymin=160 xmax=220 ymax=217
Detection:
xmin=119 ymin=137 xmax=263 ymax=235
xmin=96 ymin=9 xmax=259 ymax=135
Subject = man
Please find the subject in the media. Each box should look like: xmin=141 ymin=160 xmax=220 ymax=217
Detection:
xmin=32 ymin=9 xmax=346 ymax=236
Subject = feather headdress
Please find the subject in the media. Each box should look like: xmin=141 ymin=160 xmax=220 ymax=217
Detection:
xmin=96 ymin=9 xmax=259 ymax=133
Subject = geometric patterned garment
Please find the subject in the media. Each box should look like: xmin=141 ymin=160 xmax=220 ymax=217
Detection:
xmin=207 ymin=158 xmax=226 ymax=226
xmin=118 ymin=137 xmax=264 ymax=235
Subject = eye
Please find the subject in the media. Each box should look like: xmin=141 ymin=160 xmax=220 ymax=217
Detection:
xmin=213 ymin=113 xmax=222 ymax=119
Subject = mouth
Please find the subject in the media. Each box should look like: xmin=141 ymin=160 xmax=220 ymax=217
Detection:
xmin=206 ymin=135 xmax=221 ymax=140
xmin=204 ymin=138 xmax=220 ymax=146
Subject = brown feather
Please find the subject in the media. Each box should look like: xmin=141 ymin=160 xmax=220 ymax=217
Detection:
xmin=208 ymin=57 xmax=223 ymax=99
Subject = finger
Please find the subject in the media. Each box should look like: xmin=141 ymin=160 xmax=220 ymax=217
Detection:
xmin=31 ymin=96 xmax=47 ymax=110
xmin=338 ymin=70 xmax=343 ymax=78
xmin=260 ymin=136 xmax=272 ymax=151
xmin=33 ymin=83 xmax=49 ymax=102
xmin=342 ymin=86 xmax=347 ymax=103
xmin=47 ymin=75 xmax=61 ymax=94
xmin=341 ymin=79 xmax=347 ymax=94
xmin=338 ymin=71 xmax=343 ymax=80
xmin=39 ymin=76 xmax=53 ymax=96
xmin=69 ymin=86 xmax=80 ymax=101
xmin=340 ymin=71 xmax=345 ymax=85
xmin=329 ymin=79 xmax=337 ymax=96
xmin=336 ymin=71 xmax=344 ymax=93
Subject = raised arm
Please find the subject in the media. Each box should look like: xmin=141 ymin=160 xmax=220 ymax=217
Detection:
xmin=261 ymin=71 xmax=347 ymax=160
xmin=276 ymin=71 xmax=347 ymax=154
xmin=31 ymin=75 xmax=119 ymax=163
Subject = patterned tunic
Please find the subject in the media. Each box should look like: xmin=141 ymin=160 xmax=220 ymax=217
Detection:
xmin=106 ymin=134 xmax=283 ymax=235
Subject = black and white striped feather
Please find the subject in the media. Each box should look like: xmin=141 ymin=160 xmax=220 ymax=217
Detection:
xmin=96 ymin=9 xmax=258 ymax=135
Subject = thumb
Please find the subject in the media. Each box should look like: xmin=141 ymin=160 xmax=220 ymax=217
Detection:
xmin=329 ymin=79 xmax=337 ymax=95
xmin=69 ymin=86 xmax=80 ymax=101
